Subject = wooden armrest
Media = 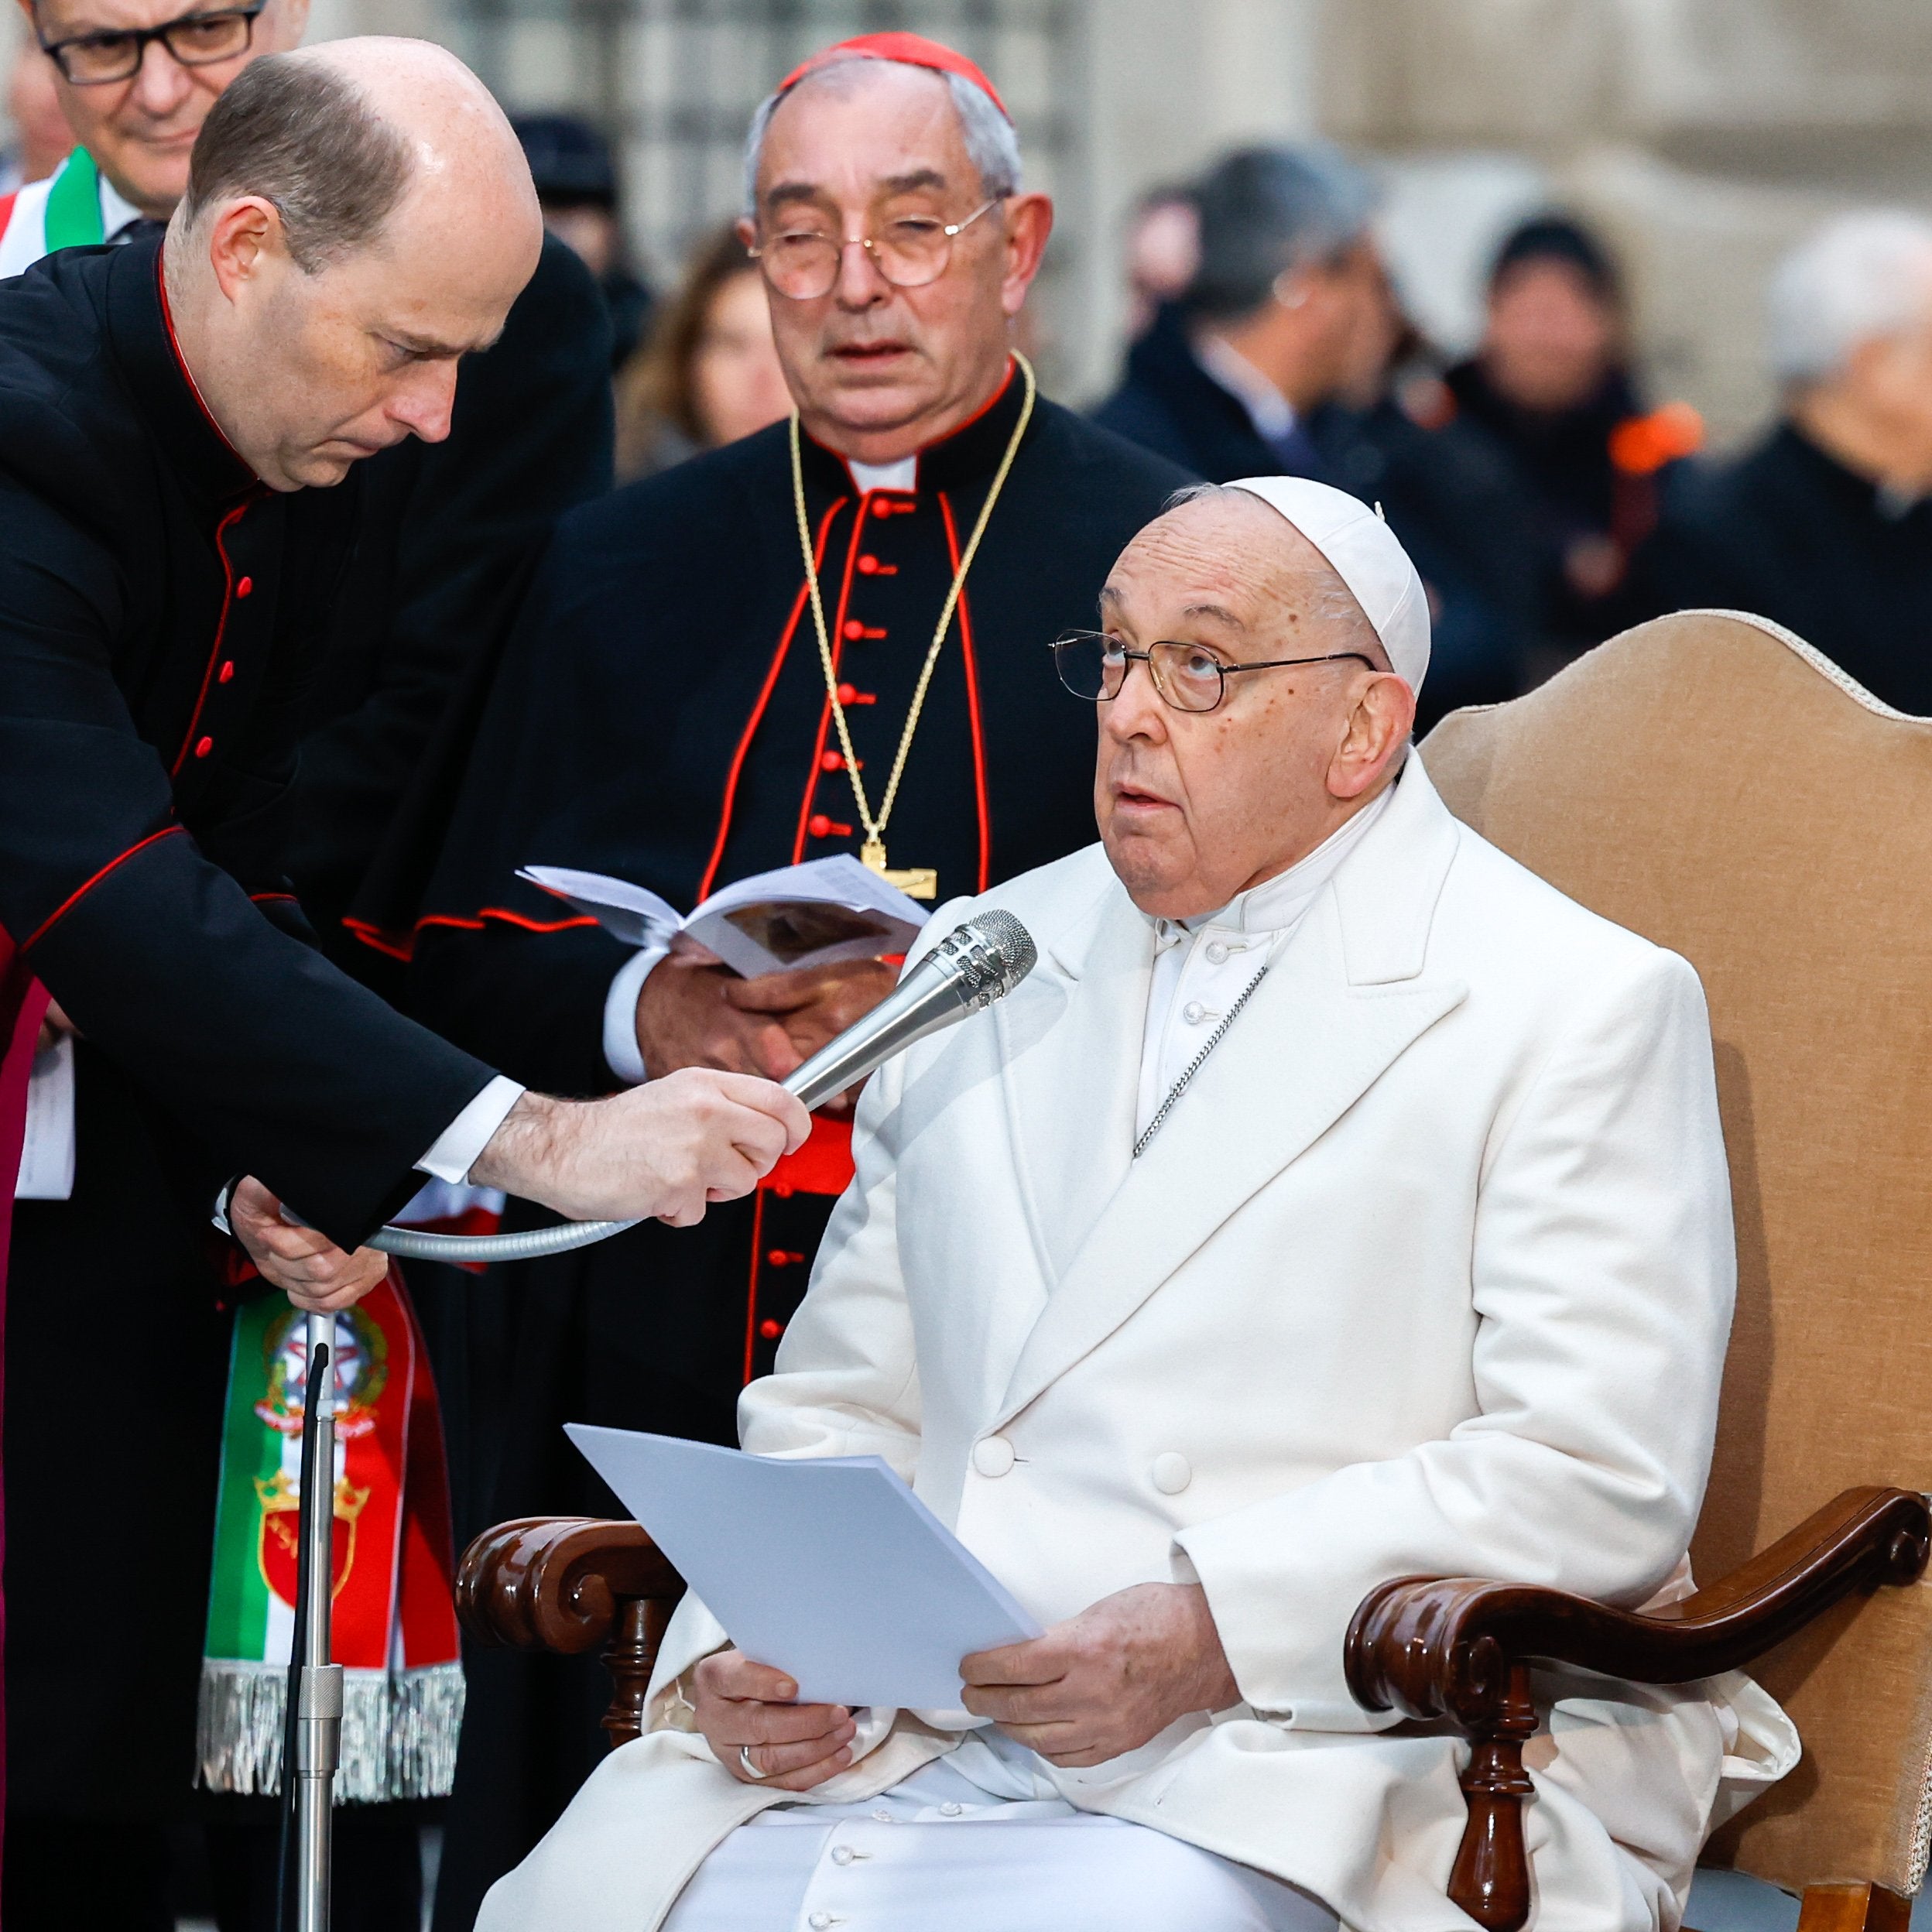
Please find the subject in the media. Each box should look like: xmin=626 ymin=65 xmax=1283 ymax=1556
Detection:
xmin=1341 ymin=1485 xmax=1930 ymax=1932
xmin=1345 ymin=1485 xmax=1930 ymax=1723
xmin=457 ymin=1516 xmax=684 ymax=1656
xmin=457 ymin=1516 xmax=688 ymax=1751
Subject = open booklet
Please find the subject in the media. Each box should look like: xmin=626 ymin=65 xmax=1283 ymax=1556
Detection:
xmin=517 ymin=855 xmax=928 ymax=980
xmin=567 ymin=1424 xmax=1043 ymax=1710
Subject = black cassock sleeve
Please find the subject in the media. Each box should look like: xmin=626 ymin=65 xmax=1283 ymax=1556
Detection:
xmin=0 ymin=478 xmax=498 ymax=1248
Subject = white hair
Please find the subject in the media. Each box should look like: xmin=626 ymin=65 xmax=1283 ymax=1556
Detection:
xmin=1767 ymin=209 xmax=1932 ymax=385
xmin=742 ymin=58 xmax=1022 ymax=218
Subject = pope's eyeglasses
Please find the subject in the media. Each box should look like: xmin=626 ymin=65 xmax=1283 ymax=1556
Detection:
xmin=37 ymin=2 xmax=265 ymax=84
xmin=749 ymin=199 xmax=1001 ymax=301
xmin=1051 ymin=631 xmax=1376 ymax=715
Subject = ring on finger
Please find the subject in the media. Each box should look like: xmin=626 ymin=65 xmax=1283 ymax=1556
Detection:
xmin=738 ymin=1743 xmax=771 ymax=1781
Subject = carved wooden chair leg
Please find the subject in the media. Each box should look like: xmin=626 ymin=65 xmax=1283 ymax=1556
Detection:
xmin=1797 ymin=1882 xmax=1912 ymax=1932
xmin=601 ymin=1594 xmax=675 ymax=1749
xmin=1448 ymin=1658 xmax=1539 ymax=1932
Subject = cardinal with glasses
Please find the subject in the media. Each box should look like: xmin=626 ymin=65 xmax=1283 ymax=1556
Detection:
xmin=479 ymin=475 xmax=1798 ymax=1932
xmin=405 ymin=31 xmax=1188 ymax=1927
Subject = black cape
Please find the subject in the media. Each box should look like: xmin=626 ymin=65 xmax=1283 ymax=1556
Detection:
xmin=1635 ymin=420 xmax=1932 ymax=715
xmin=408 ymin=368 xmax=1190 ymax=1930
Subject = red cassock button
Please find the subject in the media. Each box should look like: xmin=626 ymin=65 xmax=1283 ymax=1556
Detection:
xmin=235 ymin=576 xmax=253 ymax=598
xmin=194 ymin=736 xmax=214 ymax=759
xmin=842 ymin=618 xmax=865 ymax=639
xmin=759 ymin=1319 xmax=784 ymax=1341
xmin=807 ymin=814 xmax=833 ymax=838
xmin=218 ymin=661 xmax=235 ymax=683
xmin=820 ymin=750 xmax=844 ymax=772
xmin=858 ymin=553 xmax=880 ymax=574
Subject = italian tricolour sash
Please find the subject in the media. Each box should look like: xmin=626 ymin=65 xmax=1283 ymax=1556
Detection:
xmin=196 ymin=1266 xmax=464 ymax=1802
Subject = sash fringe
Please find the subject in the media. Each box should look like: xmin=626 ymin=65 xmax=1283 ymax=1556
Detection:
xmin=194 ymin=1658 xmax=465 ymax=1803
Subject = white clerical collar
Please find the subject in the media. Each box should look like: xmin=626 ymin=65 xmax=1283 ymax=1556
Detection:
xmin=1194 ymin=331 xmax=1297 ymax=445
xmin=848 ymin=454 xmax=918 ymax=495
xmin=99 ymin=171 xmax=145 ymax=244
xmin=1150 ymin=769 xmax=1399 ymax=950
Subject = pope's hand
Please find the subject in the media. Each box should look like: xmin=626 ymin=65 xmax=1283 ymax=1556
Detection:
xmin=230 ymin=1177 xmax=389 ymax=1312
xmin=693 ymin=1649 xmax=857 ymax=1792
xmin=959 ymin=1582 xmax=1240 ymax=1768
xmin=635 ymin=937 xmax=896 ymax=1100
xmin=471 ymin=1067 xmax=810 ymax=1228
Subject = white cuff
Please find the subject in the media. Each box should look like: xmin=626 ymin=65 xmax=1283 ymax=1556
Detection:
xmin=602 ymin=943 xmax=668 ymax=1087
xmin=416 ymin=1074 xmax=526 ymax=1184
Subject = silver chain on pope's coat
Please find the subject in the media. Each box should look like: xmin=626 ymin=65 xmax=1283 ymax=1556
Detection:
xmin=1133 ymin=965 xmax=1270 ymax=1159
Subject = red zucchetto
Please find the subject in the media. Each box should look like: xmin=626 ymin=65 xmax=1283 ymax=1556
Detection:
xmin=774 ymin=30 xmax=1011 ymax=123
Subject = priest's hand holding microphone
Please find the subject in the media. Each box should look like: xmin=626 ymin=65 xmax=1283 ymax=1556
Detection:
xmin=233 ymin=1069 xmax=813 ymax=1311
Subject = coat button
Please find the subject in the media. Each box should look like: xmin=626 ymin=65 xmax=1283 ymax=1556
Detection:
xmin=830 ymin=1845 xmax=855 ymax=1865
xmin=972 ymin=1436 xmax=1015 ymax=1478
xmin=235 ymin=575 xmax=253 ymax=598
xmin=820 ymin=750 xmax=844 ymax=772
xmin=1205 ymin=940 xmax=1229 ymax=964
xmin=1183 ymin=1000 xmax=1208 ymax=1025
xmin=759 ymin=1318 xmax=783 ymax=1341
xmin=218 ymin=660 xmax=235 ymax=683
xmin=808 ymin=814 xmax=851 ymax=840
xmin=1152 ymin=1452 xmax=1192 ymax=1495
xmin=194 ymin=736 xmax=214 ymax=759
xmin=842 ymin=618 xmax=865 ymax=639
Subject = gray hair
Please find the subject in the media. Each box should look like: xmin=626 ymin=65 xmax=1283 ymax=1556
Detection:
xmin=742 ymin=57 xmax=1021 ymax=218
xmin=1160 ymin=481 xmax=1388 ymax=668
xmin=180 ymin=53 xmax=413 ymax=273
xmin=1186 ymin=144 xmax=1376 ymax=323
xmin=1767 ymin=209 xmax=1932 ymax=385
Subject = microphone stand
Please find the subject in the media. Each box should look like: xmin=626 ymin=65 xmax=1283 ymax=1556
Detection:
xmin=283 ymin=1311 xmax=343 ymax=1932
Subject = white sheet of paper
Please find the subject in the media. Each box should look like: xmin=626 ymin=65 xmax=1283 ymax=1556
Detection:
xmin=14 ymin=1033 xmax=75 ymax=1201
xmin=565 ymin=1424 xmax=1043 ymax=1710
xmin=518 ymin=856 xmax=925 ymax=978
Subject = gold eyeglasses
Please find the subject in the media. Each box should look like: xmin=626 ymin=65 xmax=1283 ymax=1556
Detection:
xmin=1051 ymin=631 xmax=1375 ymax=715
xmin=749 ymin=200 xmax=1000 ymax=300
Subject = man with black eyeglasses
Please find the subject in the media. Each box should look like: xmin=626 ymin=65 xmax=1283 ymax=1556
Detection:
xmin=0 ymin=0 xmax=300 ymax=263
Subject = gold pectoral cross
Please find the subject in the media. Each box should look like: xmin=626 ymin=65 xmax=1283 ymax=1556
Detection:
xmin=862 ymin=837 xmax=937 ymax=901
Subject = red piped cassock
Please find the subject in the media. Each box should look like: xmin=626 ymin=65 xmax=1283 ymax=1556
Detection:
xmin=406 ymin=365 xmax=1190 ymax=1925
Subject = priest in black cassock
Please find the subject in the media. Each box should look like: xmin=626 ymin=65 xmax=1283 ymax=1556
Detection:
xmin=1637 ymin=210 xmax=1932 ymax=714
xmin=406 ymin=33 xmax=1190 ymax=1927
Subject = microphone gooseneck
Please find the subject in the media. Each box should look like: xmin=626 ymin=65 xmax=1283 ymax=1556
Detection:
xmin=368 ymin=910 xmax=1037 ymax=1263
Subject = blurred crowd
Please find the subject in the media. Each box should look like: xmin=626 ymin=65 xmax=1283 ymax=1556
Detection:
xmin=445 ymin=101 xmax=1932 ymax=731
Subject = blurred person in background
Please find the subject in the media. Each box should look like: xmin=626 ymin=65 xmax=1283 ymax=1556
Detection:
xmin=615 ymin=221 xmax=791 ymax=481
xmin=1311 ymin=265 xmax=1536 ymax=730
xmin=1119 ymin=180 xmax=1198 ymax=340
xmin=1638 ymin=211 xmax=1932 ymax=714
xmin=0 ymin=25 xmax=70 ymax=191
xmin=514 ymin=111 xmax=654 ymax=368
xmin=1441 ymin=214 xmax=1701 ymax=680
xmin=1094 ymin=143 xmax=1381 ymax=482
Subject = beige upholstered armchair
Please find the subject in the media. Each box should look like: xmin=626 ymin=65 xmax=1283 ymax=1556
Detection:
xmin=458 ymin=612 xmax=1932 ymax=1932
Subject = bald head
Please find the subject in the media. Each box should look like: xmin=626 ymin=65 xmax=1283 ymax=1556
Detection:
xmin=161 ymin=39 xmax=542 ymax=492
xmin=183 ymin=39 xmax=538 ymax=271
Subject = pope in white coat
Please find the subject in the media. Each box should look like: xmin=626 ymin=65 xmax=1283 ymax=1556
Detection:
xmin=481 ymin=478 xmax=1797 ymax=1932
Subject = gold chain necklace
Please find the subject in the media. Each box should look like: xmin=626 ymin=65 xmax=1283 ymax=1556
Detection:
xmin=789 ymin=351 xmax=1036 ymax=899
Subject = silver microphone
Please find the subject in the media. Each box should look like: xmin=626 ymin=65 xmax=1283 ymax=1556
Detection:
xmin=368 ymin=909 xmax=1036 ymax=1263
xmin=783 ymin=908 xmax=1037 ymax=1112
